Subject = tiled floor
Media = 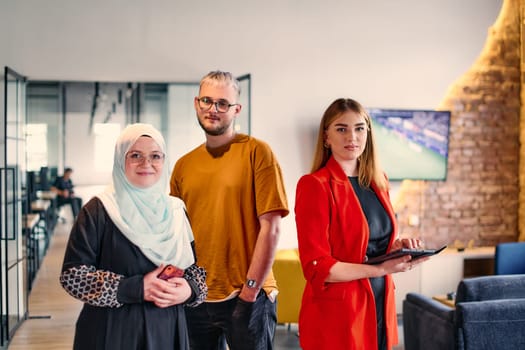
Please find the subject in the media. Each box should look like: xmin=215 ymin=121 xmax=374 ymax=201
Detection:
xmin=274 ymin=324 xmax=300 ymax=349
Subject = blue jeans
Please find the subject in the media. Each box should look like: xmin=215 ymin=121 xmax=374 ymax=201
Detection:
xmin=185 ymin=291 xmax=277 ymax=350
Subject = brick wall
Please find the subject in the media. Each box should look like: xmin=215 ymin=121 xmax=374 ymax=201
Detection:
xmin=518 ymin=0 xmax=525 ymax=241
xmin=394 ymin=0 xmax=521 ymax=247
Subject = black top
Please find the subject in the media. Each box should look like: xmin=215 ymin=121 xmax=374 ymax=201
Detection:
xmin=349 ymin=177 xmax=392 ymax=350
xmin=53 ymin=175 xmax=74 ymax=196
xmin=61 ymin=197 xmax=191 ymax=350
xmin=348 ymin=177 xmax=392 ymax=257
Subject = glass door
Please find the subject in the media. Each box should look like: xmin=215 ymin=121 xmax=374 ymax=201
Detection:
xmin=1 ymin=66 xmax=27 ymax=347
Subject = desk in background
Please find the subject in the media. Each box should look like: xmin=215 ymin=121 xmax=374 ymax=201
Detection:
xmin=23 ymin=213 xmax=44 ymax=290
xmin=36 ymin=190 xmax=57 ymax=201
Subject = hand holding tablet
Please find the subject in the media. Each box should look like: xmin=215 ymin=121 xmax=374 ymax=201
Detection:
xmin=365 ymin=245 xmax=447 ymax=265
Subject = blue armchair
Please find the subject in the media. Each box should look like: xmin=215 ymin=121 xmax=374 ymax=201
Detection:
xmin=403 ymin=274 xmax=525 ymax=350
xmin=494 ymin=241 xmax=525 ymax=274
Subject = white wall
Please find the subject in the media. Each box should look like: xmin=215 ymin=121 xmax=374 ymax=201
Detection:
xmin=0 ymin=0 xmax=503 ymax=248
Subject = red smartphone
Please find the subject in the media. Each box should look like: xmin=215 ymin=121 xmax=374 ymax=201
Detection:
xmin=157 ymin=264 xmax=184 ymax=280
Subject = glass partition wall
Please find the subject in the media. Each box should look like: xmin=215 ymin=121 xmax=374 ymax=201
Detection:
xmin=1 ymin=67 xmax=28 ymax=347
xmin=26 ymin=82 xmax=62 ymax=175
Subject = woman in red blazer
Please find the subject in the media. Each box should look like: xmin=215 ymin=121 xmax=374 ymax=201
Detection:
xmin=295 ymin=98 xmax=427 ymax=350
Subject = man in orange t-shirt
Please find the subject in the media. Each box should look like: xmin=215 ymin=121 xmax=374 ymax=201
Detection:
xmin=170 ymin=70 xmax=289 ymax=350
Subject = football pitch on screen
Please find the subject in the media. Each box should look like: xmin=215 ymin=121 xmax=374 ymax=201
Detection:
xmin=374 ymin=124 xmax=447 ymax=180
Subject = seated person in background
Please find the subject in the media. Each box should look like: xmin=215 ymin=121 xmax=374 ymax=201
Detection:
xmin=51 ymin=167 xmax=82 ymax=219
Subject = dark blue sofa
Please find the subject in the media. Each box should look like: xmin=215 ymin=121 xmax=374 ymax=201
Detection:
xmin=403 ymin=274 xmax=525 ymax=350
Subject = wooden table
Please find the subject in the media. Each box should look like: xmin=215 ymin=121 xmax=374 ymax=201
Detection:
xmin=432 ymin=294 xmax=455 ymax=308
xmin=31 ymin=199 xmax=51 ymax=212
xmin=36 ymin=190 xmax=57 ymax=200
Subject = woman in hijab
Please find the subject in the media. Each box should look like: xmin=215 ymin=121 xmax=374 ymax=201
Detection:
xmin=60 ymin=123 xmax=207 ymax=350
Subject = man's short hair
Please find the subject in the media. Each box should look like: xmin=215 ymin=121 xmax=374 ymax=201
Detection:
xmin=200 ymin=70 xmax=241 ymax=98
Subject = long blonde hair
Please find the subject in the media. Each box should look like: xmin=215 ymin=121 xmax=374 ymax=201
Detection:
xmin=310 ymin=98 xmax=387 ymax=190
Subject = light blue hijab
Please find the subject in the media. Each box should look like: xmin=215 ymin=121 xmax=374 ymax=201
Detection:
xmin=97 ymin=123 xmax=195 ymax=268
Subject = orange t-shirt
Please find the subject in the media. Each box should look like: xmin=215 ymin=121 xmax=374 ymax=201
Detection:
xmin=170 ymin=134 xmax=289 ymax=301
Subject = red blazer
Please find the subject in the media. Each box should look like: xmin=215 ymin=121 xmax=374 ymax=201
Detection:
xmin=295 ymin=157 xmax=399 ymax=350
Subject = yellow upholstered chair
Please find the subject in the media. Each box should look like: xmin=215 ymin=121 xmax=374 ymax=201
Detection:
xmin=273 ymin=248 xmax=306 ymax=325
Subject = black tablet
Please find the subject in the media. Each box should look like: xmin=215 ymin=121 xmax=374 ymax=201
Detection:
xmin=365 ymin=245 xmax=447 ymax=265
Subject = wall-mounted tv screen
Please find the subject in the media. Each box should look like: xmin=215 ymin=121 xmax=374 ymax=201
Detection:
xmin=367 ymin=108 xmax=451 ymax=181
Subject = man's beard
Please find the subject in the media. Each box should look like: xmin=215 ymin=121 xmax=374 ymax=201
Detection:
xmin=198 ymin=118 xmax=233 ymax=136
